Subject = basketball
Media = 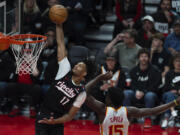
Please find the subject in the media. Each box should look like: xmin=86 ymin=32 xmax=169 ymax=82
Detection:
xmin=49 ymin=5 xmax=68 ymax=24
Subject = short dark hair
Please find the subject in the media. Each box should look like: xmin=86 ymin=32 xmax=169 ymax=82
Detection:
xmin=123 ymin=29 xmax=138 ymax=40
xmin=152 ymin=33 xmax=165 ymax=43
xmin=107 ymin=87 xmax=124 ymax=108
xmin=137 ymin=48 xmax=150 ymax=58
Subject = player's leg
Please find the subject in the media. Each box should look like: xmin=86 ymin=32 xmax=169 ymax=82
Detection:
xmin=35 ymin=121 xmax=49 ymax=135
xmin=49 ymin=124 xmax=64 ymax=135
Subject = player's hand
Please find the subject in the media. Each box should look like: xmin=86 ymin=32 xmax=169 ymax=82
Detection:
xmin=98 ymin=72 xmax=113 ymax=81
xmin=38 ymin=117 xmax=56 ymax=125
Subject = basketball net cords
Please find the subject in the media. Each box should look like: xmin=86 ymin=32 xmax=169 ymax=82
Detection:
xmin=11 ymin=36 xmax=45 ymax=75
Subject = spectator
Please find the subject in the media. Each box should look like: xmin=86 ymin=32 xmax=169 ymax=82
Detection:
xmin=7 ymin=55 xmax=43 ymax=118
xmin=161 ymin=54 xmax=180 ymax=128
xmin=130 ymin=49 xmax=162 ymax=128
xmin=90 ymin=51 xmax=126 ymax=124
xmin=164 ymin=18 xmax=180 ymax=56
xmin=152 ymin=0 xmax=175 ymax=36
xmin=92 ymin=51 xmax=126 ymax=103
xmin=36 ymin=0 xmax=59 ymax=33
xmin=137 ymin=15 xmax=157 ymax=48
xmin=150 ymin=33 xmax=170 ymax=78
xmin=22 ymin=0 xmax=43 ymax=34
xmin=171 ymin=0 xmax=180 ymax=18
xmin=61 ymin=0 xmax=93 ymax=45
xmin=113 ymin=0 xmax=142 ymax=37
xmin=39 ymin=27 xmax=58 ymax=93
xmin=104 ymin=29 xmax=142 ymax=71
xmin=0 ymin=49 xmax=15 ymax=112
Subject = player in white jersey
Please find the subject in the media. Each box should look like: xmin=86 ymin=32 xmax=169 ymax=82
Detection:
xmin=85 ymin=72 xmax=180 ymax=135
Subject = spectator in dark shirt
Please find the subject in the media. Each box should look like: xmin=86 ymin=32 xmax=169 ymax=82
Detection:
xmin=39 ymin=27 xmax=58 ymax=93
xmin=22 ymin=0 xmax=43 ymax=34
xmin=92 ymin=51 xmax=126 ymax=104
xmin=113 ymin=0 xmax=142 ymax=37
xmin=152 ymin=0 xmax=175 ymax=36
xmin=161 ymin=54 xmax=180 ymax=128
xmin=137 ymin=15 xmax=157 ymax=49
xmin=150 ymin=33 xmax=170 ymax=78
xmin=0 ymin=50 xmax=15 ymax=112
xmin=61 ymin=0 xmax=92 ymax=45
xmin=130 ymin=48 xmax=162 ymax=128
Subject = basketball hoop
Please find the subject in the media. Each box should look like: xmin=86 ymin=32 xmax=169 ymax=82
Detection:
xmin=0 ymin=32 xmax=10 ymax=51
xmin=10 ymin=34 xmax=47 ymax=75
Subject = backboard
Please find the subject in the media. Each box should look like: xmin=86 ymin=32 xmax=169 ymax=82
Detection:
xmin=0 ymin=0 xmax=21 ymax=35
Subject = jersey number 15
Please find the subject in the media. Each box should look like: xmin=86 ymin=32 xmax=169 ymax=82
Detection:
xmin=109 ymin=125 xmax=124 ymax=135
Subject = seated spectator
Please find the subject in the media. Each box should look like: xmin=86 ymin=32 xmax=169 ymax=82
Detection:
xmin=61 ymin=0 xmax=93 ymax=45
xmin=130 ymin=49 xmax=162 ymax=128
xmin=161 ymin=54 xmax=180 ymax=128
xmin=36 ymin=0 xmax=59 ymax=33
xmin=97 ymin=51 xmax=126 ymax=93
xmin=91 ymin=51 xmax=126 ymax=123
xmin=104 ymin=29 xmax=142 ymax=71
xmin=152 ymin=0 xmax=176 ymax=36
xmin=171 ymin=0 xmax=180 ymax=18
xmin=164 ymin=18 xmax=180 ymax=56
xmin=137 ymin=15 xmax=157 ymax=48
xmin=7 ymin=58 xmax=43 ymax=118
xmin=22 ymin=0 xmax=43 ymax=34
xmin=0 ymin=49 xmax=15 ymax=112
xmin=39 ymin=27 xmax=58 ymax=93
xmin=150 ymin=33 xmax=170 ymax=78
xmin=113 ymin=0 xmax=142 ymax=38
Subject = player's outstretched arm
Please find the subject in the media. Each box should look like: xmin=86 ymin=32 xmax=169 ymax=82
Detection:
xmin=127 ymin=97 xmax=180 ymax=118
xmin=38 ymin=106 xmax=80 ymax=124
xmin=56 ymin=24 xmax=67 ymax=62
xmin=85 ymin=72 xmax=112 ymax=115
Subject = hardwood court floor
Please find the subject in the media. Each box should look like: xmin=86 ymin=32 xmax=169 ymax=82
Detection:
xmin=0 ymin=115 xmax=179 ymax=135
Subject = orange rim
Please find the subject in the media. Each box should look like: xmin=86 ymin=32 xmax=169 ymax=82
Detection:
xmin=10 ymin=34 xmax=47 ymax=45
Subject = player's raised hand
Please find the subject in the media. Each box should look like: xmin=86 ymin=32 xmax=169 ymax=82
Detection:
xmin=38 ymin=117 xmax=56 ymax=125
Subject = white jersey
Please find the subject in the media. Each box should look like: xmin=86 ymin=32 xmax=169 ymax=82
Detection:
xmin=100 ymin=106 xmax=129 ymax=135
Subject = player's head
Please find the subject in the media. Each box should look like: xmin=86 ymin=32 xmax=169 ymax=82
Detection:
xmin=106 ymin=87 xmax=124 ymax=108
xmin=72 ymin=58 xmax=96 ymax=81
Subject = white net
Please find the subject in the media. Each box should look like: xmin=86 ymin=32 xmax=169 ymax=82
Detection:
xmin=10 ymin=34 xmax=46 ymax=75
